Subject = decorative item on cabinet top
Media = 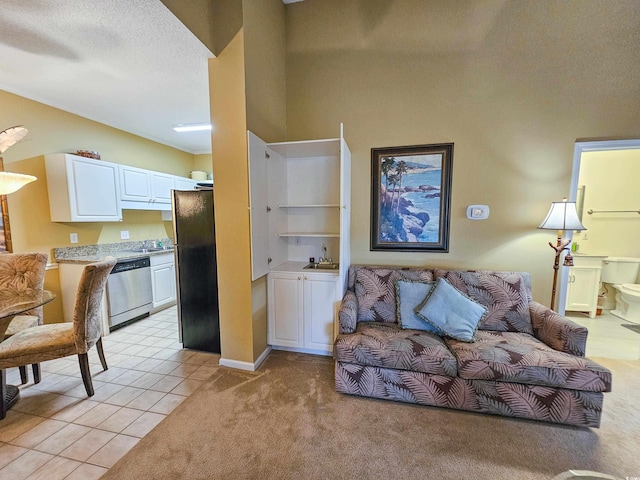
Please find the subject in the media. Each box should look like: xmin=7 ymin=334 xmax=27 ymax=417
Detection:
xmin=76 ymin=150 xmax=101 ymax=160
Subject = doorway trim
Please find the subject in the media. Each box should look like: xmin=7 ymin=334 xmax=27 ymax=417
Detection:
xmin=558 ymin=138 xmax=640 ymax=315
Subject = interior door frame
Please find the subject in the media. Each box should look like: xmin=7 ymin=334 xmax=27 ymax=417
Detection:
xmin=558 ymin=138 xmax=640 ymax=315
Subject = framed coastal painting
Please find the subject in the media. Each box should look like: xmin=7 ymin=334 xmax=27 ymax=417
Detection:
xmin=370 ymin=143 xmax=453 ymax=252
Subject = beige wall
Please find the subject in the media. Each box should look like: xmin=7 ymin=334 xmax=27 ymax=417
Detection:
xmin=193 ymin=154 xmax=213 ymax=177
xmin=284 ymin=0 xmax=640 ymax=301
xmin=243 ymin=0 xmax=287 ymax=362
xmin=208 ymin=0 xmax=286 ymax=365
xmin=1 ymin=90 xmax=195 ymax=322
xmin=573 ymin=149 xmax=640 ymax=258
xmin=209 ymin=30 xmax=254 ymax=363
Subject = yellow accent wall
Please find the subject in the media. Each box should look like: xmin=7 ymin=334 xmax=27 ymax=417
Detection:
xmin=209 ymin=30 xmax=253 ymax=363
xmin=208 ymin=0 xmax=286 ymax=365
xmin=243 ymin=0 xmax=287 ymax=362
xmin=1 ymin=90 xmax=196 ymax=323
xmin=284 ymin=0 xmax=640 ymax=301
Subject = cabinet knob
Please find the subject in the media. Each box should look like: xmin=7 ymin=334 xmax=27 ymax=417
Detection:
xmin=297 ymin=276 xmax=301 ymax=280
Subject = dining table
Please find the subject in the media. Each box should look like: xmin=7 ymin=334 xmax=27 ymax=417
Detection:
xmin=0 ymin=290 xmax=56 ymax=415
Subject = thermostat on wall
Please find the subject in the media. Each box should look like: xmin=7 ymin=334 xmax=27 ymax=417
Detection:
xmin=466 ymin=205 xmax=490 ymax=220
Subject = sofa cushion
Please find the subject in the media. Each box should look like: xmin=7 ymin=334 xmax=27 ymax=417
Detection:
xmin=395 ymin=279 xmax=440 ymax=333
xmin=433 ymin=270 xmax=534 ymax=334
xmin=446 ymin=330 xmax=612 ymax=392
xmin=415 ymin=278 xmax=486 ymax=342
xmin=334 ymin=322 xmax=458 ymax=376
xmin=354 ymin=267 xmax=433 ymax=323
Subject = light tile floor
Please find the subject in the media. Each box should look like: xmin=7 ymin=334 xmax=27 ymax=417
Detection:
xmin=0 ymin=306 xmax=219 ymax=480
xmin=566 ymin=309 xmax=640 ymax=360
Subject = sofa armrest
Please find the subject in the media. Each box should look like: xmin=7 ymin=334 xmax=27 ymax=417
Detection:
xmin=529 ymin=301 xmax=588 ymax=356
xmin=338 ymin=290 xmax=358 ymax=334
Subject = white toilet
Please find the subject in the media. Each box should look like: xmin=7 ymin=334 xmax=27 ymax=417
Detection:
xmin=601 ymin=256 xmax=640 ymax=324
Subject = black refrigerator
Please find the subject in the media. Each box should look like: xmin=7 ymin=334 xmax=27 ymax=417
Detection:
xmin=172 ymin=188 xmax=221 ymax=353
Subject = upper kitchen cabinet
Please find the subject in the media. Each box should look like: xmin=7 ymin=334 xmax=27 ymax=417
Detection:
xmin=174 ymin=176 xmax=198 ymax=191
xmin=119 ymin=165 xmax=174 ymax=210
xmin=45 ymin=153 xmax=122 ymax=222
xmin=248 ymin=124 xmax=351 ymax=294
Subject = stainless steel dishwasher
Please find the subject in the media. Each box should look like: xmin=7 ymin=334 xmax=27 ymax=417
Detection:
xmin=106 ymin=257 xmax=153 ymax=331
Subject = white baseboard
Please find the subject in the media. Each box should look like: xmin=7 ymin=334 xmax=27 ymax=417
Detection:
xmin=271 ymin=345 xmax=333 ymax=357
xmin=219 ymin=346 xmax=272 ymax=371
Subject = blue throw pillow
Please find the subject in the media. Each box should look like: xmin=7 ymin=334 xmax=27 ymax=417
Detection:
xmin=395 ymin=279 xmax=441 ymax=333
xmin=415 ymin=278 xmax=487 ymax=342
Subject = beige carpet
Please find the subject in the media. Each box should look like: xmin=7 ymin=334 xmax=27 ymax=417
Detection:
xmin=103 ymin=351 xmax=640 ymax=480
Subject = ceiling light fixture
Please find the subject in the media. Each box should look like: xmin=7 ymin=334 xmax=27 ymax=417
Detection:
xmin=172 ymin=123 xmax=212 ymax=133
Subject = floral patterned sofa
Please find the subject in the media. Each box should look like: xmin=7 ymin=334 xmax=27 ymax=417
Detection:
xmin=334 ymin=266 xmax=612 ymax=428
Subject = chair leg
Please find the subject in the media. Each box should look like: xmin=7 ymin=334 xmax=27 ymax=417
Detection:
xmin=32 ymin=364 xmax=41 ymax=384
xmin=78 ymin=353 xmax=94 ymax=397
xmin=19 ymin=366 xmax=28 ymax=385
xmin=96 ymin=338 xmax=108 ymax=371
xmin=1 ymin=369 xmax=7 ymax=420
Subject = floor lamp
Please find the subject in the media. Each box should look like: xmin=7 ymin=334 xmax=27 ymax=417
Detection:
xmin=538 ymin=198 xmax=586 ymax=311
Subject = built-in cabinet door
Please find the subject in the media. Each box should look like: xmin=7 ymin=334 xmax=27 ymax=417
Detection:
xmin=566 ymin=267 xmax=600 ymax=318
xmin=151 ymin=263 xmax=176 ymax=309
xmin=120 ymin=165 xmax=151 ymax=202
xmin=46 ymin=154 xmax=122 ymax=222
xmin=268 ymin=272 xmax=303 ymax=348
xmin=268 ymin=271 xmax=336 ymax=354
xmin=69 ymin=157 xmax=122 ymax=221
xmin=150 ymin=253 xmax=176 ymax=310
xmin=248 ymin=131 xmax=272 ymax=281
xmin=338 ymin=125 xmax=351 ymax=296
xmin=303 ymin=273 xmax=337 ymax=352
xmin=150 ymin=172 xmax=175 ymax=203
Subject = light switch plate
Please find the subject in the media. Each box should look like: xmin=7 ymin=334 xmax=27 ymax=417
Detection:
xmin=466 ymin=205 xmax=490 ymax=220
xmin=120 ymin=230 xmax=130 ymax=240
xmin=70 ymin=233 xmax=78 ymax=243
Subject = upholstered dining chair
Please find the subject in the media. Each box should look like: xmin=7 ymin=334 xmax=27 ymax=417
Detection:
xmin=0 ymin=252 xmax=48 ymax=384
xmin=0 ymin=256 xmax=116 ymax=419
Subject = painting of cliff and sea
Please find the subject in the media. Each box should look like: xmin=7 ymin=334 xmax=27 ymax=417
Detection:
xmin=370 ymin=143 xmax=453 ymax=252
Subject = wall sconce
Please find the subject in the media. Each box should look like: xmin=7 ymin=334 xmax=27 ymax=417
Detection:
xmin=538 ymin=198 xmax=586 ymax=310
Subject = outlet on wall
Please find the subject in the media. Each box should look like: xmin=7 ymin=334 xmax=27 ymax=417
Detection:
xmin=70 ymin=233 xmax=78 ymax=244
xmin=120 ymin=230 xmax=130 ymax=240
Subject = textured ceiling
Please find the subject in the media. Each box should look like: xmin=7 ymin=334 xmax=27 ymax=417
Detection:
xmin=0 ymin=0 xmax=214 ymax=154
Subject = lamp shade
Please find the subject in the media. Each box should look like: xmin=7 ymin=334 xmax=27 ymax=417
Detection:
xmin=538 ymin=200 xmax=586 ymax=231
xmin=0 ymin=171 xmax=37 ymax=195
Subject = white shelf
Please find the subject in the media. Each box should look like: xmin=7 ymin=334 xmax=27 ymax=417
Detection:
xmin=278 ymin=204 xmax=340 ymax=208
xmin=279 ymin=232 xmax=340 ymax=238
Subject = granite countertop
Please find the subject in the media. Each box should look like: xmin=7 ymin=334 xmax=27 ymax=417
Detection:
xmin=54 ymin=239 xmax=174 ymax=264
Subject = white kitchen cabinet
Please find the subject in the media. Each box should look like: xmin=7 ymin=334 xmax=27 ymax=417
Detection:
xmin=267 ymin=268 xmax=338 ymax=355
xmin=174 ymin=176 xmax=198 ymax=191
xmin=149 ymin=172 xmax=174 ymax=203
xmin=119 ymin=165 xmax=175 ymax=211
xmin=565 ymin=255 xmax=605 ymax=318
xmin=150 ymin=252 xmax=176 ymax=311
xmin=248 ymin=124 xmax=351 ymax=297
xmin=45 ymin=153 xmax=122 ymax=222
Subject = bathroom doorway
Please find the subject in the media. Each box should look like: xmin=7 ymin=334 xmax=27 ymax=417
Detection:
xmin=559 ymin=139 xmax=640 ymax=360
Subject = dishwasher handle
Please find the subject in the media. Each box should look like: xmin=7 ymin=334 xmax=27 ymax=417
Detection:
xmin=111 ymin=257 xmax=151 ymax=274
